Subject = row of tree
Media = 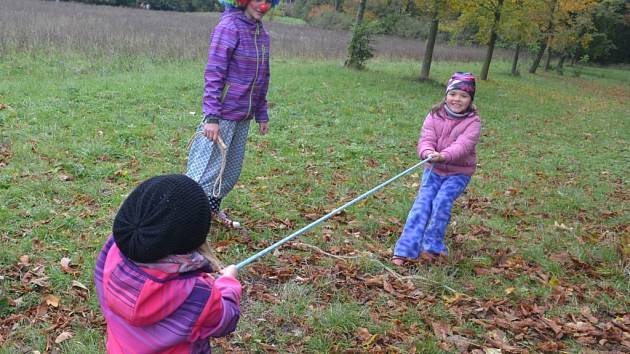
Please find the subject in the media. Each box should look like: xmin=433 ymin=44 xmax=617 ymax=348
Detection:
xmin=56 ymin=0 xmax=629 ymax=73
xmin=54 ymin=0 xmax=222 ymax=12
xmin=345 ymin=0 xmax=629 ymax=79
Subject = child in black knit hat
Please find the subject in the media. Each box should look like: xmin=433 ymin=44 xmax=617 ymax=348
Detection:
xmin=94 ymin=174 xmax=241 ymax=354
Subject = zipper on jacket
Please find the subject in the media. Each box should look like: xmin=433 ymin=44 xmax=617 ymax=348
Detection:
xmin=246 ymin=23 xmax=260 ymax=119
xmin=220 ymin=83 xmax=230 ymax=104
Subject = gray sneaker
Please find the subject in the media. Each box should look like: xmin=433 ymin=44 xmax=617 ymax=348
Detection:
xmin=214 ymin=210 xmax=242 ymax=229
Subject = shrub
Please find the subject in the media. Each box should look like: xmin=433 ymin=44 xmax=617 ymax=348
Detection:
xmin=308 ymin=4 xmax=335 ymax=18
xmin=289 ymin=0 xmax=328 ymax=19
xmin=344 ymin=22 xmax=374 ymax=69
xmin=269 ymin=1 xmax=289 ymax=17
xmin=375 ymin=14 xmax=399 ymax=35
xmin=390 ymin=15 xmax=427 ymax=39
xmin=373 ymin=15 xmax=429 ymax=39
xmin=309 ymin=11 xmax=354 ymax=31
xmin=572 ymin=55 xmax=591 ymax=77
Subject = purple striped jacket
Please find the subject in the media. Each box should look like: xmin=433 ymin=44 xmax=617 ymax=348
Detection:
xmin=203 ymin=8 xmax=270 ymax=123
xmin=94 ymin=237 xmax=242 ymax=354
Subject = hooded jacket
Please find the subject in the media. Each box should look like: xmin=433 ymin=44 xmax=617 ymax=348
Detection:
xmin=94 ymin=237 xmax=241 ymax=354
xmin=203 ymin=7 xmax=270 ymax=123
xmin=417 ymin=106 xmax=481 ymax=176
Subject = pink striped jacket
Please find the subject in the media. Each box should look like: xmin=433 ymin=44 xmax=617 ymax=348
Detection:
xmin=94 ymin=237 xmax=241 ymax=353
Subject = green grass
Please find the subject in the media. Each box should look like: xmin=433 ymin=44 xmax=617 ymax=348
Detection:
xmin=0 ymin=53 xmax=629 ymax=353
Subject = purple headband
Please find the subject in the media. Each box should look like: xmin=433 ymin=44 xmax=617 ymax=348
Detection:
xmin=446 ymin=72 xmax=476 ymax=101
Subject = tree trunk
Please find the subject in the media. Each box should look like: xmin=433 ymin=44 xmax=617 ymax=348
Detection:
xmin=480 ymin=0 xmax=504 ymax=80
xmin=335 ymin=0 xmax=342 ymax=12
xmin=544 ymin=45 xmax=552 ymax=71
xmin=355 ymin=0 xmax=367 ymax=23
xmin=571 ymin=48 xmax=581 ymax=65
xmin=511 ymin=43 xmax=521 ymax=76
xmin=403 ymin=0 xmax=413 ymax=14
xmin=529 ymin=39 xmax=548 ymax=73
xmin=345 ymin=0 xmax=369 ymax=69
xmin=420 ymin=12 xmax=439 ymax=80
xmin=480 ymin=32 xmax=497 ymax=80
xmin=530 ymin=0 xmax=557 ymax=74
xmin=556 ymin=54 xmax=566 ymax=75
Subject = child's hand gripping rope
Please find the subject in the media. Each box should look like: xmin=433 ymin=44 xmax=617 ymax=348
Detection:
xmin=427 ymin=151 xmax=446 ymax=163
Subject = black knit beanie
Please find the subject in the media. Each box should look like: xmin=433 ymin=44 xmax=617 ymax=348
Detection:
xmin=113 ymin=174 xmax=211 ymax=263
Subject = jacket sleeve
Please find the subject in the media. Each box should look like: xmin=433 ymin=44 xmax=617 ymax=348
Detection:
xmin=254 ymin=44 xmax=270 ymax=123
xmin=194 ymin=275 xmax=242 ymax=339
xmin=440 ymin=118 xmax=481 ymax=163
xmin=203 ymin=21 xmax=238 ymax=119
xmin=417 ymin=113 xmax=437 ymax=159
xmin=254 ymin=71 xmax=269 ymax=123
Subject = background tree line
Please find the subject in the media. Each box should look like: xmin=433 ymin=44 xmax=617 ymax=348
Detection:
xmin=53 ymin=0 xmax=222 ymax=12
xmin=54 ymin=0 xmax=629 ymax=67
xmin=305 ymin=0 xmax=629 ymax=68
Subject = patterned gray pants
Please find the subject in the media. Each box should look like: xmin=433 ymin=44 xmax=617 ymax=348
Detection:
xmin=186 ymin=119 xmax=251 ymax=211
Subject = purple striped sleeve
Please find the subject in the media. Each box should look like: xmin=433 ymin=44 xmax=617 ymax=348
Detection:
xmin=198 ymin=276 xmax=241 ymax=339
xmin=254 ymin=57 xmax=270 ymax=123
xmin=203 ymin=20 xmax=238 ymax=119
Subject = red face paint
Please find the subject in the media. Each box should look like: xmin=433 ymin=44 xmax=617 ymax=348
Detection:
xmin=259 ymin=3 xmax=270 ymax=13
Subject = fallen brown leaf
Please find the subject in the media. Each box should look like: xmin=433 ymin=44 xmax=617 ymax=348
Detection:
xmin=580 ymin=307 xmax=599 ymax=324
xmin=71 ymin=280 xmax=89 ymax=291
xmin=430 ymin=321 xmax=451 ymax=341
xmin=30 ymin=276 xmax=50 ymax=288
xmin=44 ymin=294 xmax=60 ymax=308
xmin=18 ymin=255 xmax=29 ymax=266
xmin=382 ymin=278 xmax=394 ymax=293
xmin=364 ymin=276 xmax=383 ymax=287
xmin=60 ymin=257 xmax=73 ymax=273
xmin=446 ymin=334 xmax=471 ymax=352
xmin=535 ymin=341 xmax=566 ymax=352
xmin=59 ymin=173 xmax=74 ymax=181
xmin=443 ymin=292 xmax=464 ymax=304
xmin=54 ymin=331 xmax=73 ymax=344
xmin=575 ymin=336 xmax=596 ymax=345
xmin=355 ymin=327 xmax=371 ymax=342
xmin=565 ymin=321 xmax=596 ymax=333
xmin=486 ymin=329 xmax=520 ymax=352
xmin=437 ymin=341 xmax=451 ymax=351
xmin=483 ymin=348 xmax=501 ymax=354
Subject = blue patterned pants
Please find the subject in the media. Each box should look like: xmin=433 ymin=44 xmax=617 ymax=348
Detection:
xmin=186 ymin=119 xmax=251 ymax=211
xmin=394 ymin=169 xmax=470 ymax=258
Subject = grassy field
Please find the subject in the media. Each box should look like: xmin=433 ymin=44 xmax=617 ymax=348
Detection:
xmin=1 ymin=1 xmax=629 ymax=352
xmin=1 ymin=51 xmax=628 ymax=353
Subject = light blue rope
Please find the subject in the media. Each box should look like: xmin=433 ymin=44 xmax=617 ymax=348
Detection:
xmin=235 ymin=157 xmax=433 ymax=270
xmin=421 ymin=162 xmax=434 ymax=188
